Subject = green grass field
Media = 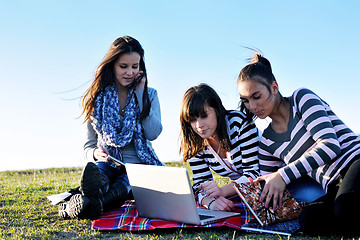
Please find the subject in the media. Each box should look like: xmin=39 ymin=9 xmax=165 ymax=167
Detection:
xmin=0 ymin=162 xmax=357 ymax=239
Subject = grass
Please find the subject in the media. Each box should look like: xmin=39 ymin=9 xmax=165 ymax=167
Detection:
xmin=0 ymin=162 xmax=358 ymax=239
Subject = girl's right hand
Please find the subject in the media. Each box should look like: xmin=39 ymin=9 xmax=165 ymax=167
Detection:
xmin=209 ymin=196 xmax=234 ymax=212
xmin=94 ymin=148 xmax=109 ymax=162
xmin=256 ymin=172 xmax=286 ymax=210
xmin=135 ymin=71 xmax=146 ymax=90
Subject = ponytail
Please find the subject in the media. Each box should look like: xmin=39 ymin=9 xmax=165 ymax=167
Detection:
xmin=238 ymin=49 xmax=277 ymax=121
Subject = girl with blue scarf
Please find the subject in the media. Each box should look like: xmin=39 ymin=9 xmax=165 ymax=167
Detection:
xmin=60 ymin=36 xmax=163 ymax=219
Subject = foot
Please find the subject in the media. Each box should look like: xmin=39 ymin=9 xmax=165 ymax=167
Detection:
xmin=66 ymin=194 xmax=90 ymax=219
xmin=58 ymin=202 xmax=68 ymax=218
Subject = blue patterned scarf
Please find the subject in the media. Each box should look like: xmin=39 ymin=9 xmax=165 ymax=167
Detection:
xmin=91 ymin=83 xmax=163 ymax=166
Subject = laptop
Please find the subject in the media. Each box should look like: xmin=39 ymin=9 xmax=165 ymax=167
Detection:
xmin=125 ymin=163 xmax=240 ymax=225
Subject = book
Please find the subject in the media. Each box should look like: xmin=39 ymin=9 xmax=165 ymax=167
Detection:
xmin=233 ymin=181 xmax=302 ymax=226
xmin=47 ymin=192 xmax=72 ymax=205
xmin=47 ymin=187 xmax=81 ymax=205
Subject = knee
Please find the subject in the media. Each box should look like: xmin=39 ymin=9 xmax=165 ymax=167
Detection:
xmin=334 ymin=192 xmax=360 ymax=220
xmin=298 ymin=201 xmax=335 ymax=234
xmin=298 ymin=206 xmax=314 ymax=232
xmin=334 ymin=192 xmax=360 ymax=233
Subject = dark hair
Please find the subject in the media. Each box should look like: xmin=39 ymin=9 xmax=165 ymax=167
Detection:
xmin=179 ymin=83 xmax=230 ymax=161
xmin=237 ymin=50 xmax=277 ymax=120
xmin=81 ymin=36 xmax=151 ymax=121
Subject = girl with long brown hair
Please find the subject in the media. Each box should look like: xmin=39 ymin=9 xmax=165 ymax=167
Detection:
xmin=59 ymin=36 xmax=163 ymax=220
xmin=180 ymin=83 xmax=259 ymax=211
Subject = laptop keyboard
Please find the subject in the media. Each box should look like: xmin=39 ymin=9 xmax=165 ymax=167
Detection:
xmin=199 ymin=214 xmax=214 ymax=220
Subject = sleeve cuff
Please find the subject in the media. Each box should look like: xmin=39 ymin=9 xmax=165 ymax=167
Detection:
xmin=278 ymin=168 xmax=291 ymax=185
xmin=234 ymin=176 xmax=250 ymax=185
xmin=198 ymin=191 xmax=207 ymax=205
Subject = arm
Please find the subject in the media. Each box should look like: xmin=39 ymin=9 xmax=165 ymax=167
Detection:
xmin=278 ymin=88 xmax=341 ymax=184
xmin=83 ymin=120 xmax=116 ymax=163
xmin=188 ymin=155 xmax=214 ymax=202
xmin=201 ymin=180 xmax=237 ymax=198
xmin=83 ymin=121 xmax=97 ymax=162
xmin=236 ymin=119 xmax=260 ymax=181
xmin=189 ymin=156 xmax=235 ymax=211
xmin=258 ymin=143 xmax=288 ymax=209
xmin=135 ymin=87 xmax=162 ymax=141
xmin=225 ymin=111 xmax=259 ymax=183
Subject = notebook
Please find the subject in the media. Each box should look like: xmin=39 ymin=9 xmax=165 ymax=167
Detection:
xmin=125 ymin=163 xmax=241 ymax=225
xmin=233 ymin=181 xmax=303 ymax=236
xmin=233 ymin=181 xmax=303 ymax=226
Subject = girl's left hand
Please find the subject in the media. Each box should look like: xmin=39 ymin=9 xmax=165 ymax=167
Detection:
xmin=135 ymin=71 xmax=146 ymax=90
xmin=256 ymin=172 xmax=286 ymax=210
xmin=209 ymin=196 xmax=235 ymax=212
xmin=94 ymin=148 xmax=109 ymax=162
xmin=199 ymin=181 xmax=222 ymax=198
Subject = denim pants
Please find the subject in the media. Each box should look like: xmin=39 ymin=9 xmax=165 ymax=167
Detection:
xmin=287 ymin=175 xmax=325 ymax=203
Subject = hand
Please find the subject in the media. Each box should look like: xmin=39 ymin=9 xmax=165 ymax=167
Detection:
xmin=199 ymin=181 xmax=222 ymax=198
xmin=94 ymin=148 xmax=109 ymax=162
xmin=209 ymin=196 xmax=235 ymax=212
xmin=135 ymin=71 xmax=146 ymax=90
xmin=256 ymin=172 xmax=286 ymax=210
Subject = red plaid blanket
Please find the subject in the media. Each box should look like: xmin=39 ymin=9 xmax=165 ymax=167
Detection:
xmin=92 ymin=196 xmax=251 ymax=231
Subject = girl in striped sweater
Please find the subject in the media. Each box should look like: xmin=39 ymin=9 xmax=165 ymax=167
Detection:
xmin=179 ymin=83 xmax=259 ymax=212
xmin=237 ymin=52 xmax=360 ymax=234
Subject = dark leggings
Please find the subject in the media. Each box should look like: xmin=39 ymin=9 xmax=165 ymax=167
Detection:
xmin=95 ymin=161 xmax=132 ymax=210
xmin=299 ymin=157 xmax=360 ymax=234
xmin=96 ymin=161 xmax=131 ymax=194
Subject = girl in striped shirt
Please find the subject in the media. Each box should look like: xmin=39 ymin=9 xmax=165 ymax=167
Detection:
xmin=179 ymin=83 xmax=259 ymax=211
xmin=237 ymin=51 xmax=360 ymax=234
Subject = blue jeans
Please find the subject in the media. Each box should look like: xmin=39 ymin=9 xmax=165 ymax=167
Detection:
xmin=95 ymin=161 xmax=131 ymax=195
xmin=287 ymin=176 xmax=325 ymax=203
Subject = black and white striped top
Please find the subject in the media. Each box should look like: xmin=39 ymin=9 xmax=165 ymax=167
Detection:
xmin=188 ymin=110 xmax=259 ymax=200
xmin=259 ymin=88 xmax=360 ymax=192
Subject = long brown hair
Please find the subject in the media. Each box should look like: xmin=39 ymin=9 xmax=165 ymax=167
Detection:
xmin=179 ymin=83 xmax=230 ymax=162
xmin=81 ymin=36 xmax=151 ymax=122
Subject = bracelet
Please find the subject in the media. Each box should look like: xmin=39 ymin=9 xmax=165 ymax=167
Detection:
xmin=207 ymin=198 xmax=216 ymax=209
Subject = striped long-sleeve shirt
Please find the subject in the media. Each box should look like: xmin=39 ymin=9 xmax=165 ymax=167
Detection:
xmin=259 ymin=88 xmax=360 ymax=192
xmin=188 ymin=110 xmax=259 ymax=201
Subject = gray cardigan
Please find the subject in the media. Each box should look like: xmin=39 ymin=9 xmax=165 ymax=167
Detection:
xmin=83 ymin=87 xmax=162 ymax=162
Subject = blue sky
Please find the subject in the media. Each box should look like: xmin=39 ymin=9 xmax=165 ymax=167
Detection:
xmin=1 ymin=0 xmax=359 ymax=171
